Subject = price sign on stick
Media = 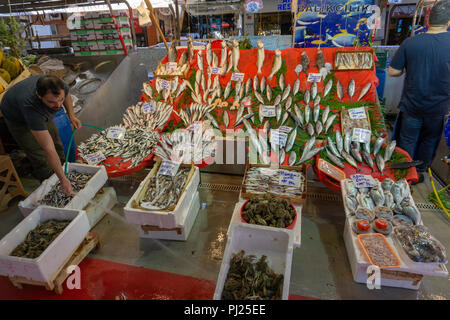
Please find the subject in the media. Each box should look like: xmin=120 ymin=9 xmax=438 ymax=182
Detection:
xmin=270 ymin=130 xmax=288 ymax=147
xmin=211 ymin=67 xmax=219 ymax=75
xmin=351 ymin=174 xmax=376 ymax=188
xmin=348 ymin=107 xmax=367 ymax=120
xmin=84 ymin=151 xmax=106 ymax=164
xmin=278 ymin=126 xmax=292 ymax=133
xmin=158 ymin=160 xmax=181 ymax=177
xmin=167 ymin=62 xmax=177 ymax=73
xmin=279 ymin=170 xmax=302 ymax=188
xmin=352 ymin=128 xmax=372 ymax=144
xmin=231 ymin=73 xmax=245 ymax=82
xmin=161 ymin=79 xmax=170 ymax=90
xmin=261 ymin=105 xmax=276 ymax=118
xmin=142 ymin=102 xmax=155 ymax=114
xmin=107 ymin=127 xmax=126 ymax=140
xmin=307 ymin=73 xmax=322 ymax=82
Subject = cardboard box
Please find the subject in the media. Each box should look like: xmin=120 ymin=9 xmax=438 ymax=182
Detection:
xmin=97 ymin=38 xmax=132 ymax=51
xmin=70 ymin=29 xmax=96 ymax=41
xmin=72 ymin=40 xmax=98 ymax=52
xmin=74 ymin=51 xmax=103 ymax=57
xmin=93 ymin=17 xmax=130 ymax=30
xmin=95 ymin=28 xmax=131 ymax=40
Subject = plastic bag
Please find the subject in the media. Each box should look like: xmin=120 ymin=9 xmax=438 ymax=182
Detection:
xmin=137 ymin=1 xmax=152 ymax=27
xmin=393 ymin=225 xmax=448 ymax=263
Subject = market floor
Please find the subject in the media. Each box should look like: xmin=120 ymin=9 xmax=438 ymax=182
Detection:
xmin=0 ymin=170 xmax=449 ymax=300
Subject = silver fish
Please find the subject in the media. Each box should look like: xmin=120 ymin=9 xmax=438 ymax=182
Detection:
xmin=293 ymin=78 xmax=300 ymax=96
xmin=281 ymin=84 xmax=291 ymax=102
xmin=314 ymin=94 xmax=321 ymax=106
xmin=384 ymin=140 xmax=396 ymax=162
xmin=197 ymin=50 xmax=204 ymax=71
xmin=391 ymin=182 xmax=404 ymax=205
xmin=259 ymin=104 xmax=264 ymax=123
xmin=268 ymin=48 xmax=282 ymax=80
xmin=286 ymin=127 xmax=297 ymax=152
xmin=335 ymin=130 xmax=343 ymax=154
xmin=301 ymin=138 xmax=316 ymax=161
xmin=315 ymin=121 xmax=323 ymax=135
xmin=279 ymin=148 xmax=285 ymax=164
xmin=273 ymin=94 xmax=282 ymax=106
xmin=324 ymin=114 xmax=337 ymax=132
xmin=358 ymin=82 xmax=372 ymax=101
xmin=266 ymin=85 xmax=272 ymax=102
xmin=223 ymin=110 xmax=229 ymax=128
xmin=376 ymin=154 xmax=385 ymax=175
xmin=295 ymin=64 xmax=302 ymax=76
xmin=362 ymin=151 xmax=374 ymax=170
xmin=381 ymin=178 xmax=394 ymax=192
xmin=402 ymin=204 xmax=420 ymax=225
xmin=289 ymin=151 xmax=297 ymax=166
xmin=313 ymin=103 xmax=320 ymax=123
xmin=337 ymin=80 xmax=343 ymax=100
xmin=373 ymin=136 xmax=385 ymax=156
xmin=363 ymin=142 xmax=371 ymax=155
xmin=346 ymin=196 xmax=358 ymax=212
xmin=245 ymin=78 xmax=252 ymax=96
xmin=294 ymin=105 xmax=304 ymax=126
xmin=220 ymin=40 xmax=227 ymax=68
xmin=285 ymin=96 xmax=293 ymax=111
xmin=276 ymin=105 xmax=282 ymax=122
xmin=323 ymin=79 xmax=332 ymax=98
xmin=301 ymin=51 xmax=309 ymax=74
xmin=346 ymin=180 xmax=358 ymax=197
xmin=321 ymin=105 xmax=330 ymax=124
xmin=304 ymin=105 xmax=311 ymax=123
xmin=344 ymin=130 xmax=351 ymax=154
xmin=348 ymin=78 xmax=355 ymax=100
xmin=255 ymin=91 xmax=265 ymax=104
xmin=311 ymin=82 xmax=317 ymax=100
xmin=328 ymin=137 xmax=341 ymax=159
xmin=326 ymin=148 xmax=345 ymax=168
xmin=223 ymin=81 xmax=232 ymax=100
xmin=297 ymin=147 xmax=324 ymax=164
xmin=281 ymin=111 xmax=289 ymax=126
xmin=306 ymin=122 xmax=315 ymax=136
xmin=232 ymin=39 xmax=240 ymax=72
xmin=206 ymin=42 xmax=212 ymax=66
xmin=236 ymin=105 xmax=245 ymax=123
xmin=253 ymin=75 xmax=259 ymax=92
xmin=370 ymin=186 xmax=385 ymax=207
xmin=341 ymin=150 xmax=358 ymax=169
xmin=279 ymin=74 xmax=285 ymax=91
xmin=260 ymin=76 xmax=266 ymax=93
xmin=351 ymin=142 xmax=363 ymax=163
xmin=304 ymin=89 xmax=310 ymax=105
xmin=256 ymin=40 xmax=265 ymax=74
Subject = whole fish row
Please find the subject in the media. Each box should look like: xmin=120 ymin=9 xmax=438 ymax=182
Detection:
xmin=177 ymin=103 xmax=215 ymax=126
xmin=123 ymin=101 xmax=173 ymax=131
xmin=244 ymin=167 xmax=306 ymax=197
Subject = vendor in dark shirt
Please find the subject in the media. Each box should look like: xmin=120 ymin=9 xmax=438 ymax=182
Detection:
xmin=0 ymin=75 xmax=81 ymax=195
xmin=389 ymin=0 xmax=450 ymax=184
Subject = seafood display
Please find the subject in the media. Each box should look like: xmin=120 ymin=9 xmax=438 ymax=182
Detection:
xmin=335 ymin=51 xmax=374 ymax=71
xmin=38 ymin=172 xmax=93 ymax=207
xmin=140 ymin=168 xmax=190 ymax=210
xmin=242 ymin=193 xmax=296 ymax=228
xmin=243 ymin=167 xmax=306 ymax=198
xmin=78 ymin=127 xmax=160 ymax=168
xmin=394 ymin=225 xmax=447 ymax=264
xmin=359 ymin=234 xmax=401 ymax=267
xmin=123 ymin=101 xmax=173 ymax=131
xmin=10 ymin=220 xmax=71 ymax=259
xmin=222 ymin=250 xmax=283 ymax=300
xmin=340 ymin=107 xmax=370 ymax=135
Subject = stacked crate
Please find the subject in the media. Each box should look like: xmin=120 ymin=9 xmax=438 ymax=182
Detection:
xmin=70 ymin=10 xmax=133 ymax=56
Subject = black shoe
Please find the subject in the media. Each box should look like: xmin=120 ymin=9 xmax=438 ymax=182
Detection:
xmin=411 ymin=173 xmax=424 ymax=185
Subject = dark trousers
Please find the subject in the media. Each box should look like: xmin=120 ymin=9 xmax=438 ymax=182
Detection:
xmin=4 ymin=118 xmax=65 ymax=181
xmin=394 ymin=111 xmax=445 ymax=171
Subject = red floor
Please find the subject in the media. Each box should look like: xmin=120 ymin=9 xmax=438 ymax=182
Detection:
xmin=0 ymin=257 xmax=317 ymax=300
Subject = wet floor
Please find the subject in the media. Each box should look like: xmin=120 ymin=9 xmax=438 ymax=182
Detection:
xmin=1 ymin=169 xmax=449 ymax=300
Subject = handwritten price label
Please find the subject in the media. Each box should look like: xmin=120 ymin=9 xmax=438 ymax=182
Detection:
xmin=348 ymin=107 xmax=367 ymax=120
xmin=231 ymin=73 xmax=245 ymax=82
xmin=352 ymin=128 xmax=372 ymax=144
xmin=261 ymin=105 xmax=276 ymax=118
xmin=211 ymin=67 xmax=219 ymax=75
xmin=351 ymin=174 xmax=376 ymax=188
xmin=279 ymin=170 xmax=302 ymax=188
xmin=142 ymin=102 xmax=155 ymax=114
xmin=270 ymin=130 xmax=288 ymax=147
xmin=278 ymin=126 xmax=292 ymax=133
xmin=107 ymin=127 xmax=126 ymax=140
xmin=307 ymin=73 xmax=322 ymax=82
xmin=84 ymin=151 xmax=106 ymax=164
xmin=157 ymin=160 xmax=181 ymax=177
xmin=167 ymin=62 xmax=178 ymax=73
xmin=187 ymin=121 xmax=202 ymax=131
xmin=161 ymin=79 xmax=170 ymax=90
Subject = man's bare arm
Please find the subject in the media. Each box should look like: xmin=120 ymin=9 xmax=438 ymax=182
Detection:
xmin=388 ymin=66 xmax=405 ymax=77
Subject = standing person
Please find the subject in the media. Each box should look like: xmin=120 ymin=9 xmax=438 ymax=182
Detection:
xmin=0 ymin=74 xmax=81 ymax=194
xmin=389 ymin=0 xmax=450 ymax=184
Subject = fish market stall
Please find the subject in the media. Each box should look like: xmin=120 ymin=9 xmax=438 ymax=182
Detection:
xmin=341 ymin=175 xmax=448 ymax=289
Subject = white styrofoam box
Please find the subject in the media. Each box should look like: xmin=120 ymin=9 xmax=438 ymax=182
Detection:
xmin=97 ymin=38 xmax=132 ymax=51
xmin=70 ymin=29 xmax=97 ymax=41
xmin=95 ymin=28 xmax=132 ymax=40
xmin=0 ymin=206 xmax=90 ymax=283
xmin=83 ymin=187 xmax=117 ymax=229
xmin=229 ymin=198 xmax=302 ymax=249
xmin=18 ymin=163 xmax=108 ymax=217
xmin=214 ymin=222 xmax=294 ymax=300
xmin=124 ymin=166 xmax=200 ymax=229
xmin=138 ymin=191 xmax=200 ymax=241
xmin=72 ymin=41 xmax=91 ymax=52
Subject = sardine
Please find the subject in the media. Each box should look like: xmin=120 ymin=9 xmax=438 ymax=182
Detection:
xmin=231 ymin=39 xmax=240 ymax=72
xmin=328 ymin=137 xmax=341 ymax=159
xmin=324 ymin=114 xmax=337 ymax=132
xmin=304 ymin=89 xmax=310 ymax=105
xmin=281 ymin=84 xmax=291 ymax=102
xmin=336 ymin=130 xmax=343 ymax=154
xmin=314 ymin=94 xmax=321 ymax=106
xmin=373 ymin=136 xmax=385 ymax=156
xmin=256 ymin=40 xmax=265 ymax=74
xmin=286 ymin=127 xmax=297 ymax=152
xmin=223 ymin=110 xmax=229 ymax=128
xmin=313 ymin=103 xmax=320 ymax=123
xmin=279 ymin=74 xmax=285 ymax=91
xmin=344 ymin=130 xmax=351 ymax=153
xmin=293 ymin=78 xmax=300 ymax=96
xmin=384 ymin=140 xmax=396 ymax=162
xmin=326 ymin=148 xmax=345 ymax=168
xmin=281 ymin=111 xmax=289 ymax=126
xmin=306 ymin=122 xmax=315 ymax=136
xmin=301 ymin=51 xmax=309 ymax=73
xmin=305 ymin=105 xmax=311 ymax=123
xmin=323 ymin=79 xmax=332 ymax=98
xmin=255 ymin=91 xmax=265 ymax=104
xmin=376 ymin=154 xmax=385 ymax=175
xmin=273 ymin=94 xmax=282 ymax=106
xmin=289 ymin=151 xmax=297 ymax=166
xmin=348 ymin=78 xmax=355 ymax=100
xmin=362 ymin=151 xmax=374 ymax=170
xmin=268 ymin=48 xmax=282 ymax=80
xmin=337 ymin=80 xmax=343 ymax=100
xmin=358 ymin=82 xmax=371 ymax=101
xmin=341 ymin=150 xmax=358 ymax=169
xmin=311 ymin=82 xmax=317 ymax=100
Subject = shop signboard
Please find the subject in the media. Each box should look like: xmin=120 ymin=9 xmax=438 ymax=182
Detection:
xmin=294 ymin=0 xmax=376 ymax=48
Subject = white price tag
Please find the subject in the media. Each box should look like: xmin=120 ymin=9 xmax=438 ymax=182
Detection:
xmin=279 ymin=170 xmax=302 ymax=188
xmin=187 ymin=121 xmax=202 ymax=131
xmin=84 ymin=151 xmax=106 ymax=164
xmin=231 ymin=73 xmax=245 ymax=82
xmin=348 ymin=107 xmax=367 ymax=120
xmin=211 ymin=67 xmax=219 ymax=75
xmin=161 ymin=80 xmax=170 ymax=90
xmin=107 ymin=127 xmax=126 ymax=140
xmin=270 ymin=130 xmax=288 ymax=147
xmin=307 ymin=73 xmax=322 ymax=82
xmin=278 ymin=126 xmax=292 ymax=133
xmin=351 ymin=174 xmax=376 ymax=188
xmin=142 ymin=102 xmax=155 ymax=114
xmin=261 ymin=105 xmax=276 ymax=117
xmin=352 ymin=128 xmax=372 ymax=144
xmin=157 ymin=160 xmax=181 ymax=176
xmin=167 ymin=62 xmax=178 ymax=73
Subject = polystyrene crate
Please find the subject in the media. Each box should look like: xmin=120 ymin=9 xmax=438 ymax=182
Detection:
xmin=214 ymin=222 xmax=294 ymax=300
xmin=124 ymin=166 xmax=200 ymax=229
xmin=0 ymin=206 xmax=90 ymax=283
xmin=18 ymin=163 xmax=108 ymax=217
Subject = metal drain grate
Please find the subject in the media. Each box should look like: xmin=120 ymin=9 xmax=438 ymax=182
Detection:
xmin=307 ymin=192 xmax=343 ymax=202
xmin=415 ymin=202 xmax=443 ymax=212
xmin=199 ymin=183 xmax=242 ymax=192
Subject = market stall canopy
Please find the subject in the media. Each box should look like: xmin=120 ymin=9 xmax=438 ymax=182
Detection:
xmin=0 ymin=0 xmax=174 ymax=14
xmin=185 ymin=0 xmax=241 ymax=15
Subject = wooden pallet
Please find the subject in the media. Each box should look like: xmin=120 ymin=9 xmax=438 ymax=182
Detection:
xmin=9 ymin=232 xmax=100 ymax=294
xmin=0 ymin=155 xmax=28 ymax=212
